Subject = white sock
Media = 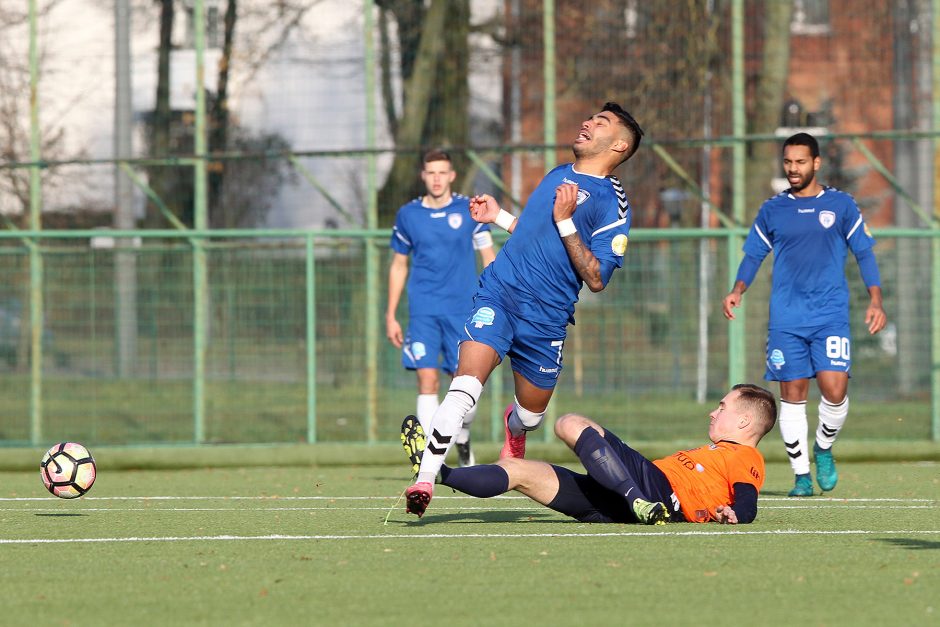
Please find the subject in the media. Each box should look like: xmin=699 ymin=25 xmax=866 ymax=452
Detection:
xmin=416 ymin=375 xmax=482 ymax=484
xmin=507 ymin=397 xmax=544 ymax=436
xmin=416 ymin=394 xmax=439 ymax=435
xmin=816 ymin=395 xmax=848 ymax=449
xmin=779 ymin=400 xmax=810 ymax=475
xmin=456 ymin=404 xmax=476 ymax=445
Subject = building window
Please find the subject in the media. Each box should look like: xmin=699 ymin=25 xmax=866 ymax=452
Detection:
xmin=791 ymin=0 xmax=830 ymax=35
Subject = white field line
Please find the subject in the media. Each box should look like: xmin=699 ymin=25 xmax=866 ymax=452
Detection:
xmin=1 ymin=504 xmax=936 ymax=513
xmin=0 ymin=495 xmax=935 ymax=502
xmin=1 ymin=529 xmax=940 ymax=545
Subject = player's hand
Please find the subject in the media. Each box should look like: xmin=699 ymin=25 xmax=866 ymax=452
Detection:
xmin=469 ymin=194 xmax=501 ymax=224
xmin=552 ymin=183 xmax=579 ymax=221
xmin=722 ymin=292 xmax=742 ymax=320
xmin=865 ymin=301 xmax=887 ymax=335
xmin=715 ymin=505 xmax=738 ymax=524
xmin=386 ymin=317 xmax=403 ymax=348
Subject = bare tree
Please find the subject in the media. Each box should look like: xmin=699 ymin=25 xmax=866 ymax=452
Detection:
xmin=375 ymin=0 xmax=471 ymax=225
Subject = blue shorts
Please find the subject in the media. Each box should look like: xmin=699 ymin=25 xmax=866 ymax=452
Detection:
xmin=463 ymin=295 xmax=567 ymax=390
xmin=547 ymin=429 xmax=683 ymax=523
xmin=402 ymin=313 xmax=464 ymax=375
xmin=765 ymin=323 xmax=852 ymax=382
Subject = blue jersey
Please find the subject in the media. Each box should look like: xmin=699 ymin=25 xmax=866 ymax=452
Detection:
xmin=742 ymin=186 xmax=876 ymax=330
xmin=478 ymin=164 xmax=631 ymax=325
xmin=390 ymin=194 xmax=492 ymax=317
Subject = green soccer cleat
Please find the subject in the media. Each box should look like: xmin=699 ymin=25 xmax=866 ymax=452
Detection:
xmin=814 ymin=442 xmax=838 ymax=492
xmin=400 ymin=415 xmax=426 ymax=478
xmin=788 ymin=473 xmax=814 ymax=497
xmin=632 ymin=498 xmax=669 ymax=525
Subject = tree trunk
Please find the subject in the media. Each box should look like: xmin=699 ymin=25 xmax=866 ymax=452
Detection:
xmin=376 ymin=0 xmax=462 ymax=225
xmin=745 ymin=2 xmax=793 ymax=216
xmin=146 ymin=0 xmax=175 ymax=227
xmin=209 ymin=0 xmax=237 ymax=227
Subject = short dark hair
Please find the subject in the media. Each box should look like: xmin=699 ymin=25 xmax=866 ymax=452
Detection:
xmin=783 ymin=132 xmax=819 ymax=159
xmin=731 ymin=383 xmax=777 ymax=436
xmin=602 ymin=102 xmax=644 ymax=162
xmin=422 ymin=149 xmax=452 ymax=165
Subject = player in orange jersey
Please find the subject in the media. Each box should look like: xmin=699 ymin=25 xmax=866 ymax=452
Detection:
xmin=400 ymin=383 xmax=776 ymax=524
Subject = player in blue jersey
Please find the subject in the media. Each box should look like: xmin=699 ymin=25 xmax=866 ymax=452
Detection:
xmin=387 ymin=150 xmax=496 ymax=467
xmin=722 ymin=132 xmax=887 ymax=497
xmin=405 ymin=103 xmax=644 ymax=517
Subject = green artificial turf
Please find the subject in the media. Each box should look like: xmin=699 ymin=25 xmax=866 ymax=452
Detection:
xmin=1 ymin=460 xmax=938 ymax=626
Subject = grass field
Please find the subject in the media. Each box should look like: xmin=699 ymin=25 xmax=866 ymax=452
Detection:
xmin=1 ymin=454 xmax=938 ymax=626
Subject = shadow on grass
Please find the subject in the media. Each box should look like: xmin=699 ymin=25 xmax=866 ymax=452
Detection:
xmin=392 ymin=510 xmax=561 ymax=526
xmin=877 ymin=537 xmax=940 ymax=551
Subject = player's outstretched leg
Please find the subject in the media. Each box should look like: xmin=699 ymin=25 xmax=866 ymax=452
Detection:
xmin=632 ymin=498 xmax=668 ymax=525
xmin=813 ymin=442 xmax=838 ymax=492
xmin=401 ymin=415 xmax=426 ymax=478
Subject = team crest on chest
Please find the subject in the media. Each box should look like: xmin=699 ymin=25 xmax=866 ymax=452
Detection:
xmin=448 ymin=214 xmax=463 ymax=229
xmin=818 ymin=210 xmax=835 ymax=229
xmin=576 ymin=189 xmax=591 ymax=205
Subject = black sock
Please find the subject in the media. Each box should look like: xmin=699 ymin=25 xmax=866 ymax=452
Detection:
xmin=573 ymin=427 xmax=647 ymax=504
xmin=440 ymin=464 xmax=509 ymax=498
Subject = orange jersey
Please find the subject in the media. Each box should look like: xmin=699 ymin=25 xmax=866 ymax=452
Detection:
xmin=652 ymin=441 xmax=765 ymax=523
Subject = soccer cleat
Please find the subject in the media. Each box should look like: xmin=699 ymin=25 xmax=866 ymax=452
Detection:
xmin=400 ymin=415 xmax=426 ymax=478
xmin=788 ymin=473 xmax=814 ymax=497
xmin=814 ymin=442 xmax=838 ymax=492
xmin=499 ymin=404 xmax=527 ymax=459
xmin=405 ymin=481 xmax=433 ymax=518
xmin=456 ymin=441 xmax=475 ymax=467
xmin=632 ymin=498 xmax=668 ymax=525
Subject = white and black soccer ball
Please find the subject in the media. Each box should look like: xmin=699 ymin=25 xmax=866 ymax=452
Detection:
xmin=39 ymin=442 xmax=97 ymax=499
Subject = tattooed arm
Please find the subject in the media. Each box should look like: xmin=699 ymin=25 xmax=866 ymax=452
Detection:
xmin=554 ymin=183 xmax=605 ymax=292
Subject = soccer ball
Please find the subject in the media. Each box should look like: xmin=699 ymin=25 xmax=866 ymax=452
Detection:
xmin=40 ymin=442 xmax=97 ymax=499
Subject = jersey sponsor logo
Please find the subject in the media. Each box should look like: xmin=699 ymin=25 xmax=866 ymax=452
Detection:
xmin=798 ymin=208 xmax=815 ymax=213
xmin=819 ymin=210 xmax=835 ymax=229
xmin=411 ymin=342 xmax=427 ymax=360
xmin=470 ymin=307 xmax=496 ymax=329
xmin=611 ymin=234 xmax=628 ymax=256
xmin=769 ymin=348 xmax=786 ymax=370
xmin=430 ymin=211 xmax=446 ymax=218
xmin=538 ymin=366 xmax=559 ymax=374
xmin=830 ymin=360 xmax=847 ymax=367
xmin=674 ymin=452 xmax=696 ymax=471
xmin=448 ymin=213 xmax=463 ymax=229
xmin=750 ymin=467 xmax=760 ymax=480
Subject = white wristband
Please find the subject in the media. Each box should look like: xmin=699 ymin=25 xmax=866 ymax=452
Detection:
xmin=494 ymin=208 xmax=515 ymax=232
xmin=556 ymin=218 xmax=577 ymax=237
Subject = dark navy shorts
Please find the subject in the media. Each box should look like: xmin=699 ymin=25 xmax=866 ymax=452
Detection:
xmin=546 ymin=429 xmax=684 ymax=523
